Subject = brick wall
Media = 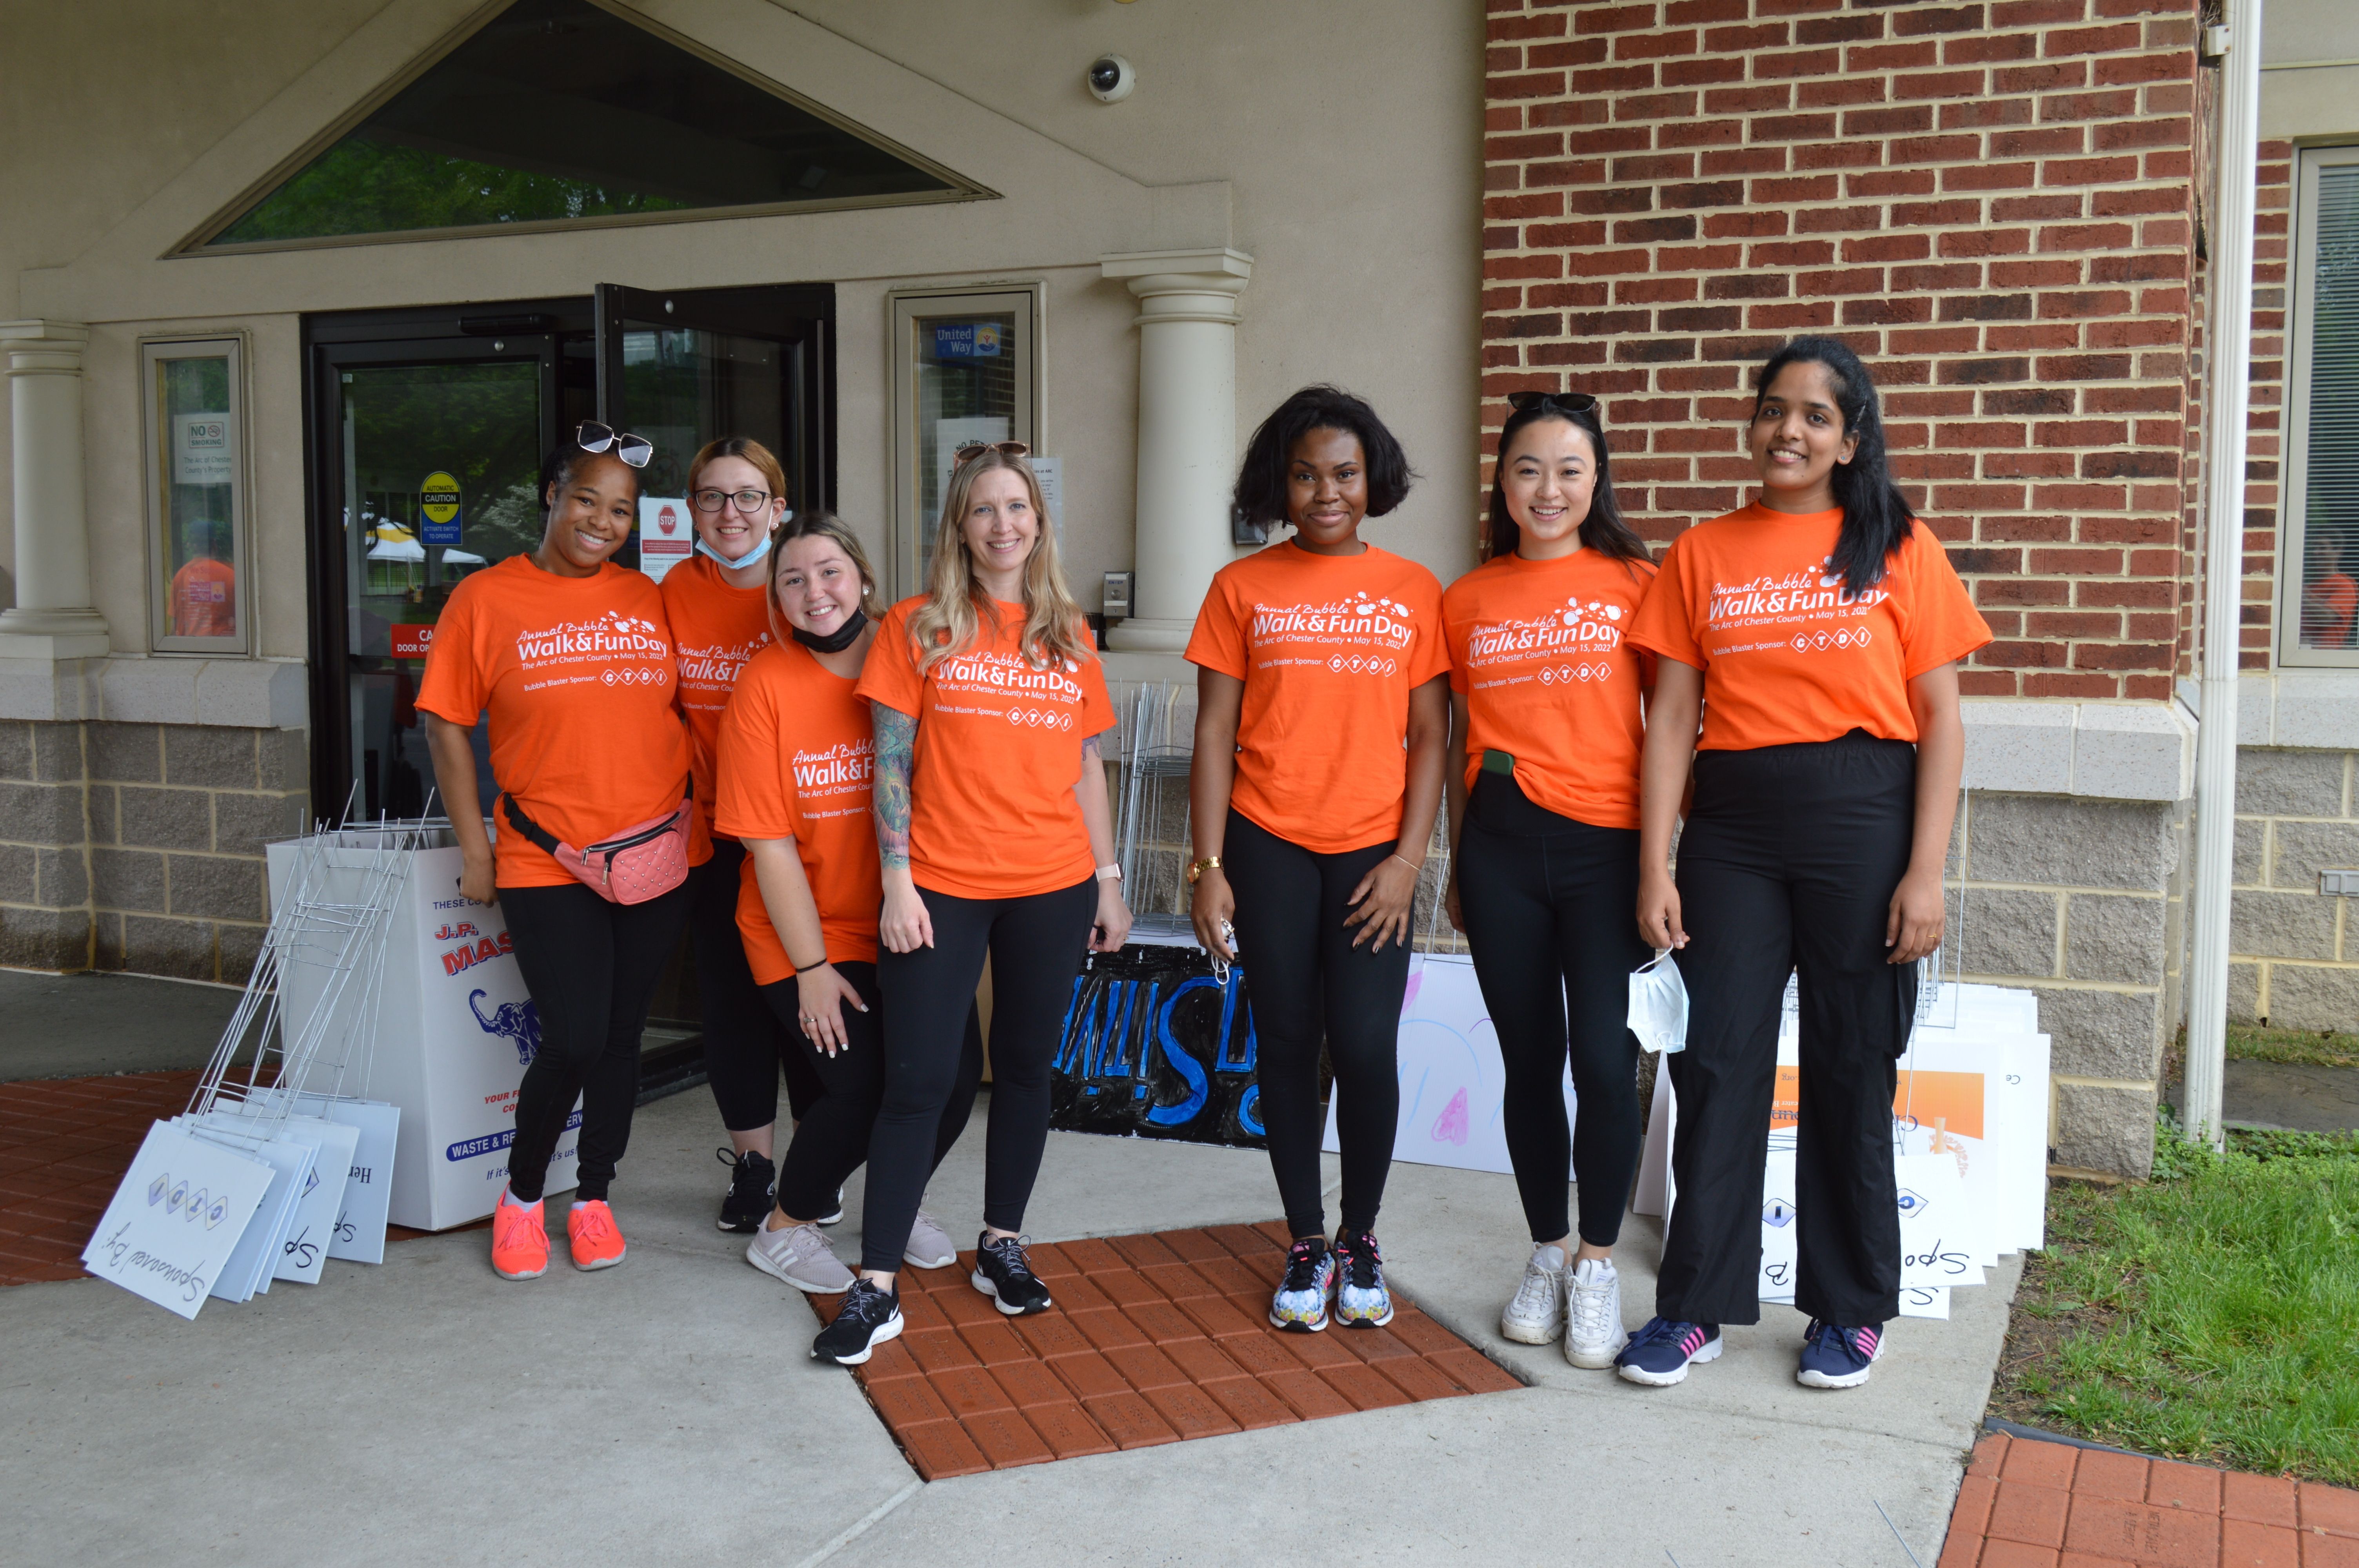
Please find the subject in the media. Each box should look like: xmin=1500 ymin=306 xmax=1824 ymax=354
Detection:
xmin=1481 ymin=0 xmax=2202 ymax=699
xmin=2237 ymin=138 xmax=2294 ymax=665
xmin=0 ymin=719 xmax=307 ymax=984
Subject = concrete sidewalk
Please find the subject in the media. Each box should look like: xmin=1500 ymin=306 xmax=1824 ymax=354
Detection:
xmin=2 ymin=1084 xmax=2011 ymax=1567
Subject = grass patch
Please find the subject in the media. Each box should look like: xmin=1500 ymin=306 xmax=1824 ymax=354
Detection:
xmin=1990 ymin=1114 xmax=2359 ymax=1485
xmin=2227 ymin=1022 xmax=2359 ymax=1069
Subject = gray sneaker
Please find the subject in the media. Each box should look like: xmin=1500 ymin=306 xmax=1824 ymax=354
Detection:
xmin=1500 ymin=1243 xmax=1566 ymax=1345
xmin=904 ymin=1208 xmax=957 ymax=1270
xmin=1564 ymin=1255 xmax=1628 ymax=1369
xmin=746 ymin=1220 xmax=854 ymax=1294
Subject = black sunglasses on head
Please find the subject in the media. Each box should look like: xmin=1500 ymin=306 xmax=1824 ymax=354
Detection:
xmin=575 ymin=420 xmax=653 ymax=468
xmin=1507 ymin=390 xmax=1601 ymax=417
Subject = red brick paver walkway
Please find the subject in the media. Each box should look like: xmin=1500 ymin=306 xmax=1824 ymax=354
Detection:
xmin=0 ymin=1070 xmax=200 ymax=1285
xmin=809 ymin=1223 xmax=1522 ymax=1479
xmin=1941 ymin=1431 xmax=2359 ymax=1568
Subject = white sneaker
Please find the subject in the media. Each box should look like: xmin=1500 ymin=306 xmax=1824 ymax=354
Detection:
xmin=746 ymin=1219 xmax=855 ymax=1294
xmin=1500 ymin=1243 xmax=1566 ymax=1344
xmin=1564 ymin=1256 xmax=1628 ymax=1368
xmin=904 ymin=1208 xmax=957 ymax=1270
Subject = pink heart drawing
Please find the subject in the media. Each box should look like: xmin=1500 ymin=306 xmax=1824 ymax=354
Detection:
xmin=1431 ymin=1086 xmax=1470 ymax=1146
xmin=1399 ymin=971 xmax=1423 ymax=1016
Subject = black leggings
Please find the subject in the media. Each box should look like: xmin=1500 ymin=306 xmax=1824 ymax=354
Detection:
xmin=1454 ymin=772 xmax=1647 ymax=1248
xmin=863 ymin=878 xmax=1097 ymax=1273
xmin=693 ymin=839 xmax=823 ymax=1131
xmin=1224 ymin=809 xmax=1409 ymax=1240
xmin=756 ymin=963 xmax=984 ymax=1221
xmin=501 ymin=878 xmax=694 ymax=1203
xmin=1659 ymin=731 xmax=1918 ymax=1327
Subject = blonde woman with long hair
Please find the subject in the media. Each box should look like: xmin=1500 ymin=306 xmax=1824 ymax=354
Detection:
xmin=814 ymin=443 xmax=1131 ymax=1365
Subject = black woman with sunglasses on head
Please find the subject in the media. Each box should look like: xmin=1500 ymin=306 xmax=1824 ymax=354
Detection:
xmin=1441 ymin=390 xmax=1656 ymax=1368
xmin=1187 ymin=386 xmax=1449 ymax=1335
xmin=1619 ymin=338 xmax=1989 ymax=1391
xmin=420 ymin=423 xmax=706 ymax=1283
xmin=811 ymin=441 xmax=1131 ymax=1366
xmin=661 ymin=437 xmax=831 ymax=1236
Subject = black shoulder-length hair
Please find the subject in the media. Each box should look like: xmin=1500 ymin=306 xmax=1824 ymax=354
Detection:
xmin=1232 ymin=385 xmax=1416 ymax=530
xmin=1753 ymin=336 xmax=1913 ymax=595
xmin=1486 ymin=397 xmax=1650 ymax=566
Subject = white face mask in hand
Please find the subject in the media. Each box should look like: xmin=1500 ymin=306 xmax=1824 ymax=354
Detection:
xmin=1628 ymin=950 xmax=1689 ymax=1055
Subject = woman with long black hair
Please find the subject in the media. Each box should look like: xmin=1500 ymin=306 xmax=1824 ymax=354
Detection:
xmin=1442 ymin=390 xmax=1654 ymax=1367
xmin=1621 ymin=337 xmax=1990 ymax=1390
xmin=1187 ymin=386 xmax=1450 ymax=1334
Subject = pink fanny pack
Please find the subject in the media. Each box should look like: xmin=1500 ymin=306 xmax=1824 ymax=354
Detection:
xmin=500 ymin=790 xmax=693 ymax=905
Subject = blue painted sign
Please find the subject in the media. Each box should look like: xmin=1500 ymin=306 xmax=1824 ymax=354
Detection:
xmin=932 ymin=322 xmax=1002 ymax=360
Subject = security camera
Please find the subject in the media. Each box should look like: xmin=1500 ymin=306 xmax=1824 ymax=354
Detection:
xmin=1087 ymin=55 xmax=1136 ymax=103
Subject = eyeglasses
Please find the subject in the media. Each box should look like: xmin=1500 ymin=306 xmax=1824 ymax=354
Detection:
xmin=1506 ymin=390 xmax=1601 ymax=416
xmin=575 ymin=421 xmax=653 ymax=468
xmin=692 ymin=488 xmax=772 ymax=514
xmin=952 ymin=440 xmax=1030 ymax=466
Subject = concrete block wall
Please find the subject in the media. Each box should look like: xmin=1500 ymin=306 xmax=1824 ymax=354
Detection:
xmin=2228 ymin=746 xmax=2359 ymax=1029
xmin=0 ymin=716 xmax=307 ymax=983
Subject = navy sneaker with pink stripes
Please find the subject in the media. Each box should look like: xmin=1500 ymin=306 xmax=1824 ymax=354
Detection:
xmin=1614 ymin=1316 xmax=1721 ymax=1386
xmin=1796 ymin=1319 xmax=1885 ymax=1388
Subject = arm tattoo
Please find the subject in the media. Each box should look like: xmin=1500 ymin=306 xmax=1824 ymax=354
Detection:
xmin=872 ymin=705 xmax=916 ymax=869
xmin=1082 ymin=734 xmax=1101 ymax=762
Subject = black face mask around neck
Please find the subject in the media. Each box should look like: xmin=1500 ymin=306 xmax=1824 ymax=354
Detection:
xmin=791 ymin=608 xmax=867 ymax=654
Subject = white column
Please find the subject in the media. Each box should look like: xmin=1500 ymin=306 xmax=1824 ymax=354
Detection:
xmin=1099 ymin=249 xmax=1253 ymax=653
xmin=0 ymin=321 xmax=110 ymax=659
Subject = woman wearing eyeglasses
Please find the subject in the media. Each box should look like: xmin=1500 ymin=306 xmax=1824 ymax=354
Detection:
xmin=661 ymin=437 xmax=830 ymax=1237
xmin=419 ymin=423 xmax=706 ymax=1282
xmin=1441 ymin=390 xmax=1655 ymax=1367
xmin=1187 ymin=386 xmax=1450 ymax=1334
xmin=811 ymin=442 xmax=1130 ymax=1366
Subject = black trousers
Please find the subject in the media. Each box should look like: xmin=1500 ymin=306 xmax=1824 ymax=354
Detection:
xmin=1455 ymin=773 xmax=1647 ymax=1248
xmin=756 ymin=963 xmax=984 ymax=1221
xmin=501 ymin=878 xmax=694 ymax=1203
xmin=1658 ymin=731 xmax=1918 ymax=1328
xmin=864 ymin=878 xmax=1097 ymax=1273
xmin=693 ymin=839 xmax=823 ymax=1132
xmin=1224 ymin=809 xmax=1409 ymax=1240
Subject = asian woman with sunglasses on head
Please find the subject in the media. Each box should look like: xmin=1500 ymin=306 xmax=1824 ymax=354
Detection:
xmin=811 ymin=442 xmax=1132 ymax=1366
xmin=418 ymin=423 xmax=704 ymax=1283
xmin=1441 ymin=390 xmax=1656 ymax=1368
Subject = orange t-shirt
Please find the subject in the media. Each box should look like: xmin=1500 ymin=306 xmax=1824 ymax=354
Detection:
xmin=659 ymin=555 xmax=774 ymax=836
xmin=416 ymin=555 xmax=708 ymax=888
xmin=2305 ymin=572 xmax=2359 ymax=648
xmin=1185 ymin=542 xmax=1450 ymax=854
xmin=855 ymin=597 xmax=1115 ymax=900
xmin=714 ymin=641 xmax=880 ymax=980
xmin=1625 ymin=505 xmax=1991 ymax=752
xmin=170 ymin=557 xmax=236 ymax=638
xmin=1444 ymin=548 xmax=1658 ymax=830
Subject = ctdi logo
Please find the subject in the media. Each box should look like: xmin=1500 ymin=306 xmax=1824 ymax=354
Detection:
xmin=147 ymin=1171 xmax=231 ymax=1228
xmin=1789 ymin=628 xmax=1872 ymax=653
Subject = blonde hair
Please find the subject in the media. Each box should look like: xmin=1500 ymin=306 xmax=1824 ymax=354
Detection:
xmin=686 ymin=436 xmax=789 ymax=502
xmin=763 ymin=512 xmax=883 ymax=648
xmin=908 ymin=447 xmax=1093 ymax=672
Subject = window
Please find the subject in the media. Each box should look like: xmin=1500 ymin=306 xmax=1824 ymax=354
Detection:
xmin=2281 ymin=144 xmax=2359 ymax=666
xmin=144 ymin=338 xmax=249 ymax=654
xmin=187 ymin=0 xmax=980 ymax=251
xmin=889 ymin=286 xmax=1042 ymax=594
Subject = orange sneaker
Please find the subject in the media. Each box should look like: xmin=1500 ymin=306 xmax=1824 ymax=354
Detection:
xmin=490 ymin=1192 xmax=548 ymax=1281
xmin=568 ymin=1200 xmax=627 ymax=1270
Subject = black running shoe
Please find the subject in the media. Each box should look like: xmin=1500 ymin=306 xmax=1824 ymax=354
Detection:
xmin=970 ymin=1232 xmax=1053 ymax=1316
xmin=715 ymin=1147 xmax=775 ymax=1234
xmin=812 ymin=1278 xmax=903 ymax=1365
xmin=816 ymin=1185 xmax=845 ymax=1227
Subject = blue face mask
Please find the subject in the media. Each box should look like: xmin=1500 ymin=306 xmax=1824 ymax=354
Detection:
xmin=696 ymin=527 xmax=777 ymax=572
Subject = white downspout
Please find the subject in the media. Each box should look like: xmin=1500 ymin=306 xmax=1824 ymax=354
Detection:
xmin=2185 ymin=0 xmax=2264 ymax=1150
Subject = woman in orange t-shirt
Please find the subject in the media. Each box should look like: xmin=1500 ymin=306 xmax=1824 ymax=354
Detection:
xmin=1617 ymin=338 xmax=1992 ymax=1392
xmin=419 ymin=425 xmax=704 ymax=1282
xmin=1441 ymin=390 xmax=1656 ymax=1367
xmin=1186 ymin=386 xmax=1450 ymax=1335
xmin=715 ymin=513 xmax=981 ymax=1298
xmin=660 ymin=437 xmax=825 ymax=1235
xmin=812 ymin=444 xmax=1130 ymax=1365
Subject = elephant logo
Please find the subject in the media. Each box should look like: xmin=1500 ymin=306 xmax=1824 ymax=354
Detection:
xmin=470 ymin=989 xmax=542 ymax=1066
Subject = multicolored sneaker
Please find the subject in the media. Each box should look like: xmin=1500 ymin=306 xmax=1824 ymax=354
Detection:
xmin=1796 ymin=1319 xmax=1885 ymax=1388
xmin=566 ymin=1200 xmax=627 ymax=1270
xmin=1268 ymin=1237 xmax=1334 ymax=1332
xmin=1332 ymin=1229 xmax=1395 ymax=1328
xmin=490 ymin=1191 xmax=547 ymax=1281
xmin=1614 ymin=1316 xmax=1721 ymax=1386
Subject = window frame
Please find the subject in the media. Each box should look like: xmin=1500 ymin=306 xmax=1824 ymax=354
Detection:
xmin=2275 ymin=140 xmax=2359 ymax=669
xmin=886 ymin=283 xmax=1044 ymax=598
xmin=141 ymin=334 xmax=253 ymax=657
